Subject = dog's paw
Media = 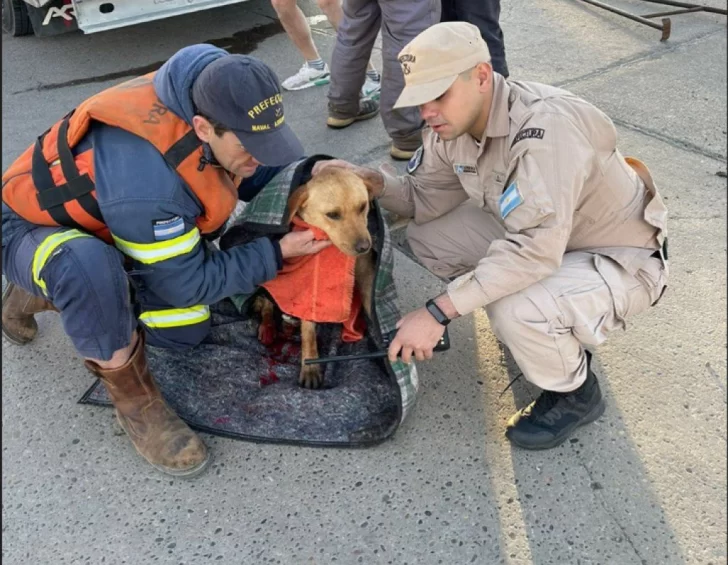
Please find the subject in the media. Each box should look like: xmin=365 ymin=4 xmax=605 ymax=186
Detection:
xmin=258 ymin=321 xmax=277 ymax=346
xmin=299 ymin=364 xmax=323 ymax=390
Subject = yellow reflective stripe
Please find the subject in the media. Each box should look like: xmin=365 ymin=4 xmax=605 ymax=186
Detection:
xmin=138 ymin=305 xmax=210 ymax=329
xmin=32 ymin=230 xmax=92 ymax=296
xmin=112 ymin=227 xmax=200 ymax=265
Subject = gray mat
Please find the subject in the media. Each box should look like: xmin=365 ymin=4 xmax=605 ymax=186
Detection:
xmin=80 ymin=155 xmax=415 ymax=446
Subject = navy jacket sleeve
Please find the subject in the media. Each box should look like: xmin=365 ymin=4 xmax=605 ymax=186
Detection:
xmin=89 ymin=125 xmax=279 ymax=308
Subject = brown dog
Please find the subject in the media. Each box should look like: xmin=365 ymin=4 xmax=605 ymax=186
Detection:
xmin=254 ymin=167 xmax=377 ymax=389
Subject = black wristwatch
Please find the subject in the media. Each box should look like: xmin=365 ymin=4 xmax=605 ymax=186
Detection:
xmin=425 ymin=298 xmax=451 ymax=326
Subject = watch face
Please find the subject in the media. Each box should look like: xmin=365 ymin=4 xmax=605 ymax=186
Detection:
xmin=427 ymin=301 xmax=449 ymax=325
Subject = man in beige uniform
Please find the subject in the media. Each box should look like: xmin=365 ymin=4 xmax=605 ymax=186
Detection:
xmin=315 ymin=21 xmax=669 ymax=450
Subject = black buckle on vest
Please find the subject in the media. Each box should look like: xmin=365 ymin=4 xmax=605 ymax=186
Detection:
xmin=32 ymin=112 xmax=104 ymax=230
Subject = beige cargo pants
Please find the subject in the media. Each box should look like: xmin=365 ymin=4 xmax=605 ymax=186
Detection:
xmin=406 ymin=202 xmax=668 ymax=392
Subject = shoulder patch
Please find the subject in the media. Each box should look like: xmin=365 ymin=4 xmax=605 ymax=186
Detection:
xmin=406 ymin=145 xmax=424 ymax=174
xmin=153 ymin=216 xmax=185 ymax=241
xmin=499 ymin=182 xmax=524 ymax=220
xmin=510 ymin=127 xmax=545 ymax=148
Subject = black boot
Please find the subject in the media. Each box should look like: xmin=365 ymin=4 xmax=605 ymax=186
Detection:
xmin=505 ymin=352 xmax=605 ymax=450
xmin=326 ymin=99 xmax=380 ymax=129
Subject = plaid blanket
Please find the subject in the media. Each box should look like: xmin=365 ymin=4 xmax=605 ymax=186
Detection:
xmin=223 ymin=157 xmax=419 ymax=422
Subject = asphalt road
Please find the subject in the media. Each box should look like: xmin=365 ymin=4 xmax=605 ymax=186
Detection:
xmin=2 ymin=1 xmax=726 ymax=564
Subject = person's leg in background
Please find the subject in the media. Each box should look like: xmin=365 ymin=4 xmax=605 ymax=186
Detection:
xmin=1 ymin=225 xmax=209 ymax=477
xmin=379 ymin=0 xmax=441 ymax=161
xmin=327 ymin=0 xmax=382 ymax=128
xmin=441 ymin=0 xmax=509 ymax=77
xmin=316 ymin=0 xmax=382 ymax=99
xmin=272 ymin=0 xmax=332 ymax=90
xmin=274 ymin=0 xmax=382 ymax=98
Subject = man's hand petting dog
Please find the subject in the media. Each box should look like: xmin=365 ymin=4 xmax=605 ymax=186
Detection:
xmin=279 ymin=229 xmax=331 ymax=259
xmin=388 ymin=308 xmax=446 ymax=364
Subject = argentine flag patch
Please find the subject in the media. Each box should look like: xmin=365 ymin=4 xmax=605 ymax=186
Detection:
xmin=153 ymin=216 xmax=185 ymax=241
xmin=407 ymin=146 xmax=424 ymax=174
xmin=499 ymin=182 xmax=524 ymax=220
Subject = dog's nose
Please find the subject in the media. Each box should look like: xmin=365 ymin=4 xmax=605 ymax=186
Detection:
xmin=355 ymin=240 xmax=371 ymax=254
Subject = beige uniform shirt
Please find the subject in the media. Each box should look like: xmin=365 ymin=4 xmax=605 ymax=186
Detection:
xmin=379 ymin=74 xmax=668 ymax=316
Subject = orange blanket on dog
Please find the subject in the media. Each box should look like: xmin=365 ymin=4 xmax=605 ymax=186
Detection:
xmin=261 ymin=217 xmax=365 ymax=342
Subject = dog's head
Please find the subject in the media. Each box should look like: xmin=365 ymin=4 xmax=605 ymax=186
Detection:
xmin=287 ymin=167 xmax=374 ymax=256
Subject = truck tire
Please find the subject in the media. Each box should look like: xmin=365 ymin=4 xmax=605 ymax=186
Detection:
xmin=2 ymin=0 xmax=33 ymax=36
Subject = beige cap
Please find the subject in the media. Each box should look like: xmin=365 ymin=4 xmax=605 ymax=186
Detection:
xmin=393 ymin=22 xmax=491 ymax=109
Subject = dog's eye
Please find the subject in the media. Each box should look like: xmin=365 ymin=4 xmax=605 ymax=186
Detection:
xmin=326 ymin=211 xmax=341 ymax=220
xmin=359 ymin=204 xmax=367 ymax=214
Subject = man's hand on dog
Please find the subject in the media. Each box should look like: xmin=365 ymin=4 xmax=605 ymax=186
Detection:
xmin=279 ymin=230 xmax=331 ymax=259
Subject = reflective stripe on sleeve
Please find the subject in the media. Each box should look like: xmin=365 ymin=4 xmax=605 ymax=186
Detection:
xmin=112 ymin=227 xmax=200 ymax=265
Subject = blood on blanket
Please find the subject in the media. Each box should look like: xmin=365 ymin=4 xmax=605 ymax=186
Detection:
xmin=258 ymin=321 xmax=276 ymax=346
xmin=259 ymin=340 xmax=301 ymax=387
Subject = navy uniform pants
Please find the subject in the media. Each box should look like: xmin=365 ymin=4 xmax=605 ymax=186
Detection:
xmin=2 ymin=224 xmax=210 ymax=361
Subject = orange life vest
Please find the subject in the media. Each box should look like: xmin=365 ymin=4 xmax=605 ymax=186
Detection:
xmin=1 ymin=73 xmax=239 ymax=244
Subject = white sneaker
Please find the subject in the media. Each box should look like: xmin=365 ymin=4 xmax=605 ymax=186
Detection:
xmin=281 ymin=63 xmax=331 ymax=91
xmin=361 ymin=76 xmax=381 ymax=101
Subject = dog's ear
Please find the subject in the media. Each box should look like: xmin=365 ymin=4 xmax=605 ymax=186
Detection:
xmin=360 ymin=175 xmax=378 ymax=201
xmin=287 ymin=185 xmax=309 ymax=223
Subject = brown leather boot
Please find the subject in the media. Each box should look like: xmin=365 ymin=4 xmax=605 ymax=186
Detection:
xmin=2 ymin=283 xmax=57 ymax=345
xmin=85 ymin=332 xmax=210 ymax=478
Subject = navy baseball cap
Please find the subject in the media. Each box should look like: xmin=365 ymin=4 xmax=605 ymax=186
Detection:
xmin=192 ymin=55 xmax=304 ymax=166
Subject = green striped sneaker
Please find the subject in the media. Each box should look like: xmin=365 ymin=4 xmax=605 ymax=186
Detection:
xmin=282 ymin=63 xmax=331 ymax=91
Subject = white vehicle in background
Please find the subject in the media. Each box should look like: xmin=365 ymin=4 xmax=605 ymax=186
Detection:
xmin=2 ymin=0 xmax=249 ymax=37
